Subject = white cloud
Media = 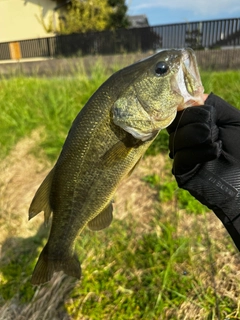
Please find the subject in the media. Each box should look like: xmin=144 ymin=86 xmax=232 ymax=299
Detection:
xmin=129 ymin=0 xmax=240 ymax=16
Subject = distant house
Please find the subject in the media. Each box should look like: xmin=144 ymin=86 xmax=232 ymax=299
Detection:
xmin=0 ymin=1 xmax=149 ymax=43
xmin=128 ymin=15 xmax=149 ymax=28
xmin=0 ymin=0 xmax=60 ymax=43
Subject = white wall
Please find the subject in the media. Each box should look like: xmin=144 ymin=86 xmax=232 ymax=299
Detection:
xmin=0 ymin=0 xmax=58 ymax=42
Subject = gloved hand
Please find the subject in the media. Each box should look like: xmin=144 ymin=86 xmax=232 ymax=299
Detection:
xmin=167 ymin=93 xmax=240 ymax=251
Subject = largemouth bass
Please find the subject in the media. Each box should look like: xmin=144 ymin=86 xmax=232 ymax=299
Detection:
xmin=29 ymin=48 xmax=204 ymax=284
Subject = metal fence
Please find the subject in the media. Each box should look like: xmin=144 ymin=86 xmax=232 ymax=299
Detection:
xmin=1 ymin=18 xmax=240 ymax=60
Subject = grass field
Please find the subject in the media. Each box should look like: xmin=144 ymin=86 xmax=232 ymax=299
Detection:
xmin=0 ymin=59 xmax=240 ymax=320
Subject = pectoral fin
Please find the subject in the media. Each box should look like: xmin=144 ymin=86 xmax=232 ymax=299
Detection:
xmin=29 ymin=167 xmax=55 ymax=225
xmin=101 ymin=140 xmax=132 ymax=167
xmin=88 ymin=203 xmax=113 ymax=231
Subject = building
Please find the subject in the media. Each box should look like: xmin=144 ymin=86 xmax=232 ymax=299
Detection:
xmin=0 ymin=0 xmax=59 ymax=42
xmin=0 ymin=1 xmax=150 ymax=44
xmin=128 ymin=15 xmax=149 ymax=28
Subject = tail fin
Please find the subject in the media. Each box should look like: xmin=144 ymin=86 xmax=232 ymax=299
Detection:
xmin=31 ymin=245 xmax=81 ymax=285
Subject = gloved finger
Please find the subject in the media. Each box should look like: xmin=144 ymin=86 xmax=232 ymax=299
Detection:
xmin=206 ymin=93 xmax=240 ymax=126
xmin=169 ymin=122 xmax=219 ymax=157
xmin=167 ymin=105 xmax=216 ymax=134
xmin=172 ymin=141 xmax=222 ymax=175
xmin=205 ymin=93 xmax=240 ymax=160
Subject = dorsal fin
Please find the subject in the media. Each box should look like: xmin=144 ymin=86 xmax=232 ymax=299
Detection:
xmin=88 ymin=203 xmax=113 ymax=231
xmin=29 ymin=167 xmax=55 ymax=225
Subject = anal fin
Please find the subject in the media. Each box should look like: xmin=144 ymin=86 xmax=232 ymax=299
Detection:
xmin=29 ymin=167 xmax=55 ymax=225
xmin=88 ymin=203 xmax=113 ymax=231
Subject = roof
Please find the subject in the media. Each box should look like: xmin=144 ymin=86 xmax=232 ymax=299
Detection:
xmin=128 ymin=15 xmax=149 ymax=28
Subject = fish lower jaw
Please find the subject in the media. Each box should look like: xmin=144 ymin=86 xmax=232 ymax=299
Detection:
xmin=177 ymin=91 xmax=205 ymax=111
xmin=122 ymin=125 xmax=158 ymax=141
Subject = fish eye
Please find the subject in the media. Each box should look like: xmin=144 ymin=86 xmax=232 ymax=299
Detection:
xmin=155 ymin=61 xmax=169 ymax=76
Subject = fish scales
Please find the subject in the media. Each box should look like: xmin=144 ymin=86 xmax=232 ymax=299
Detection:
xmin=29 ymin=48 xmax=204 ymax=284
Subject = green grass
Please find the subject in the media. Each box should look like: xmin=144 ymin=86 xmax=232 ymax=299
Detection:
xmin=68 ymin=217 xmax=192 ymax=319
xmin=1 ymin=205 xmax=238 ymax=319
xmin=1 ymin=65 xmax=240 ymax=161
xmin=1 ymin=63 xmax=240 ymax=319
xmin=142 ymin=169 xmax=209 ymax=215
xmin=201 ymin=70 xmax=240 ymax=108
xmin=0 ymin=63 xmax=109 ymax=160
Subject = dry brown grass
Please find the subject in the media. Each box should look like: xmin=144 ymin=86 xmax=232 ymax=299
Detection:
xmin=1 ymin=134 xmax=240 ymax=319
xmin=114 ymin=154 xmax=166 ymax=226
xmin=0 ymin=132 xmax=77 ymax=319
xmin=0 ymin=273 xmax=75 ymax=320
xmin=0 ymin=130 xmax=50 ymax=242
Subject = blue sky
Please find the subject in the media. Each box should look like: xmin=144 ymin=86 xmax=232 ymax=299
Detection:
xmin=128 ymin=0 xmax=240 ymax=26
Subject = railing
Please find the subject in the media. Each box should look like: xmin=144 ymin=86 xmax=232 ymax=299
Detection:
xmin=0 ymin=18 xmax=240 ymax=61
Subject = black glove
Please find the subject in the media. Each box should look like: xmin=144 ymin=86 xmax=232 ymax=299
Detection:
xmin=167 ymin=93 xmax=240 ymax=251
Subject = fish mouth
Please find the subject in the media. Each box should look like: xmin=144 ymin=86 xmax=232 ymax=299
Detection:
xmin=173 ymin=49 xmax=204 ymax=110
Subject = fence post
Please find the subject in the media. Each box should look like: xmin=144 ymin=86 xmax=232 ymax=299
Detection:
xmin=9 ymin=42 xmax=22 ymax=60
xmin=47 ymin=37 xmax=54 ymax=58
